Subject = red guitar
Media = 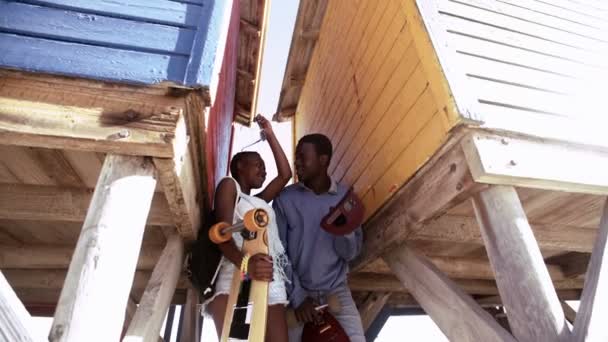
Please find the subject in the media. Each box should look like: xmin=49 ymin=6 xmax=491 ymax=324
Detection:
xmin=321 ymin=187 xmax=364 ymax=236
xmin=301 ymin=310 xmax=350 ymax=342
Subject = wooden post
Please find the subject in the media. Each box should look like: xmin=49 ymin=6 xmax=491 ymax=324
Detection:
xmin=560 ymin=301 xmax=577 ymax=325
xmin=383 ymin=246 xmax=516 ymax=341
xmin=123 ymin=233 xmax=184 ymax=342
xmin=178 ymin=289 xmax=201 ymax=342
xmin=162 ymin=306 xmax=177 ymax=342
xmin=472 ymin=185 xmax=571 ymax=342
xmin=121 ymin=296 xmax=138 ymax=339
xmin=573 ymin=199 xmax=608 ymax=342
xmin=0 ymin=270 xmax=34 ymax=342
xmin=359 ymin=292 xmax=390 ymax=332
xmin=50 ymin=155 xmax=157 ymax=342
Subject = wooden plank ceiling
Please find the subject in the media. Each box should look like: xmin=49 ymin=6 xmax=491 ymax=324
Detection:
xmin=350 ymin=186 xmax=603 ymax=307
xmin=273 ymin=0 xmax=328 ymax=122
xmin=0 ymin=145 xmax=183 ymax=311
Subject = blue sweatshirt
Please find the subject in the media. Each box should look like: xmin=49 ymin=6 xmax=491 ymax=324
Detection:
xmin=273 ymin=180 xmax=363 ymax=308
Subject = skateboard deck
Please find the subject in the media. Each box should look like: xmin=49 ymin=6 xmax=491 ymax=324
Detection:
xmin=210 ymin=209 xmax=270 ymax=342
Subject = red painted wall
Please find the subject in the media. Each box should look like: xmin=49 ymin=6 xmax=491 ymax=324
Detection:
xmin=205 ymin=0 xmax=239 ymax=204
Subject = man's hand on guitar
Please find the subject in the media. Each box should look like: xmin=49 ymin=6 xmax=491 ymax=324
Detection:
xmin=248 ymin=254 xmax=273 ymax=281
xmin=295 ymin=297 xmax=322 ymax=323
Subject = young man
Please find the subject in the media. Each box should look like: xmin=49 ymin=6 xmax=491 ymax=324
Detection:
xmin=273 ymin=133 xmax=365 ymax=342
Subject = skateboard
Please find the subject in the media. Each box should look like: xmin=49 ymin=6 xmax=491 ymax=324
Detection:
xmin=209 ymin=208 xmax=270 ymax=342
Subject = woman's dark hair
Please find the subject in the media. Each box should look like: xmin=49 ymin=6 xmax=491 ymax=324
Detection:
xmin=230 ymin=151 xmax=260 ymax=181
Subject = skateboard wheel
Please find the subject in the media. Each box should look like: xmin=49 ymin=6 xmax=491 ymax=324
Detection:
xmin=209 ymin=222 xmax=231 ymax=244
xmin=243 ymin=209 xmax=269 ymax=232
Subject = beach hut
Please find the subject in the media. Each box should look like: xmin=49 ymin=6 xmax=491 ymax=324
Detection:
xmin=276 ymin=0 xmax=608 ymax=340
xmin=0 ymin=0 xmax=269 ymax=340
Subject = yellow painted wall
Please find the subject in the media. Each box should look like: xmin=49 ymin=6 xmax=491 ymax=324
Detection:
xmin=295 ymin=0 xmax=457 ymax=220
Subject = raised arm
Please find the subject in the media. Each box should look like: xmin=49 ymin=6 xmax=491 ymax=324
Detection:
xmin=255 ymin=115 xmax=292 ymax=202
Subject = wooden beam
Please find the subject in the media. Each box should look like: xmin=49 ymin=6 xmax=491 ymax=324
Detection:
xmin=382 ymin=246 xmax=516 ymax=341
xmin=288 ymin=75 xmax=306 ymax=89
xmin=0 ymin=93 xmax=183 ymax=158
xmin=383 ymin=293 xmax=418 ymax=309
xmin=561 ymin=301 xmax=577 ymax=325
xmin=237 ymin=68 xmax=255 ymax=80
xmin=121 ymin=296 xmax=138 ymax=339
xmin=3 ymin=270 xmax=188 ymax=291
xmin=463 ymin=132 xmax=608 ymax=195
xmin=300 ymin=29 xmax=320 ymax=40
xmin=239 ymin=18 xmax=260 ymax=36
xmin=0 ymin=183 xmax=173 ymax=226
xmin=352 ymin=137 xmax=487 ymax=271
xmin=573 ymin=200 xmax=608 ymax=342
xmin=123 ymin=232 xmax=184 ymax=342
xmin=276 ymin=105 xmax=297 ymax=119
xmin=360 ymin=255 xmax=567 ymax=281
xmin=476 ymin=290 xmax=582 ymax=307
xmin=546 ymin=252 xmax=591 ymax=278
xmin=274 ymin=0 xmax=329 ymax=122
xmin=178 ymin=289 xmax=201 ymax=342
xmin=349 ymin=272 xmax=584 ymax=295
xmin=50 ymin=155 xmax=157 ymax=342
xmin=472 ymin=186 xmax=572 ymax=341
xmin=359 ymin=292 xmax=390 ymax=332
xmin=12 ymin=288 xmax=188 ymax=310
xmin=154 ymin=146 xmax=200 ymax=240
xmin=125 ymin=296 xmax=138 ymax=328
xmin=249 ymin=0 xmax=271 ymax=126
xmin=154 ymin=156 xmax=200 ymax=240
xmin=410 ymin=214 xmax=596 ymax=253
xmin=0 ymin=270 xmax=34 ymax=342
xmin=0 ymin=245 xmax=162 ymax=270
xmin=154 ymin=105 xmax=201 ymax=240
xmin=348 ymin=273 xmax=500 ymax=295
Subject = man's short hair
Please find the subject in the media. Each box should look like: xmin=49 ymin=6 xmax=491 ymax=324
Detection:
xmin=299 ymin=134 xmax=333 ymax=161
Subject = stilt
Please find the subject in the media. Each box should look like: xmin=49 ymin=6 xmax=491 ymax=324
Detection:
xmin=0 ymin=270 xmax=34 ymax=342
xmin=49 ymin=155 xmax=157 ymax=342
xmin=163 ymin=306 xmax=177 ymax=342
xmin=123 ymin=232 xmax=184 ymax=342
xmin=383 ymin=246 xmax=515 ymax=341
xmin=560 ymin=301 xmax=577 ymax=325
xmin=359 ymin=292 xmax=390 ymax=332
xmin=472 ymin=185 xmax=571 ymax=341
xmin=121 ymin=296 xmax=138 ymax=338
xmin=178 ymin=288 xmax=201 ymax=342
xmin=572 ymin=199 xmax=608 ymax=342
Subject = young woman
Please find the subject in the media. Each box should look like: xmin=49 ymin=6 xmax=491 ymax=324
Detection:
xmin=206 ymin=115 xmax=292 ymax=341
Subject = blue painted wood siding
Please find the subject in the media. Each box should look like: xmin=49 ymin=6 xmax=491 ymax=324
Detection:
xmin=0 ymin=0 xmax=232 ymax=87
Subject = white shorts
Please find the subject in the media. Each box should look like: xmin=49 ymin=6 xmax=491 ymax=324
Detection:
xmin=203 ymin=261 xmax=289 ymax=312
